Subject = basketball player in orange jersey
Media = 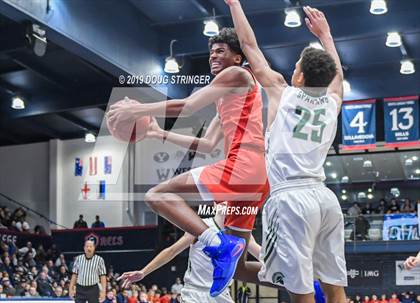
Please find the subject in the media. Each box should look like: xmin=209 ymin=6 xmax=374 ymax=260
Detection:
xmin=107 ymin=28 xmax=269 ymax=296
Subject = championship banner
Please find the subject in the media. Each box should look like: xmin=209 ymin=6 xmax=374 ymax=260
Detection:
xmin=396 ymin=260 xmax=420 ymax=285
xmin=383 ymin=213 xmax=419 ymax=240
xmin=346 ymin=260 xmax=383 ymax=286
xmin=383 ymin=96 xmax=419 ymax=147
xmin=341 ymin=99 xmax=376 ymax=150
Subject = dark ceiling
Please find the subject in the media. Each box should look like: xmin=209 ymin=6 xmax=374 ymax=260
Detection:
xmin=0 ymin=0 xmax=419 ymax=148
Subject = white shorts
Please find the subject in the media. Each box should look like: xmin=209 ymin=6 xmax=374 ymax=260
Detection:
xmin=258 ymin=179 xmax=348 ymax=294
xmin=181 ymin=285 xmax=233 ymax=303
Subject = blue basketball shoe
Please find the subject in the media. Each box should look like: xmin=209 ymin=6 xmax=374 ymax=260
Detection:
xmin=203 ymin=231 xmax=246 ymax=297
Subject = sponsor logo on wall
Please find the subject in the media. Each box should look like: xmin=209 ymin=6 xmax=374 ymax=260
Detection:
xmin=396 ymin=260 xmax=420 ymax=286
xmin=347 ymin=261 xmax=383 ymax=286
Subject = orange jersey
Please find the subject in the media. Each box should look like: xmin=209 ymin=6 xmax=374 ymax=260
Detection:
xmin=198 ymin=67 xmax=269 ymax=230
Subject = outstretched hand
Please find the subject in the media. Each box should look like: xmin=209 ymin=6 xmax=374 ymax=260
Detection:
xmin=224 ymin=0 xmax=239 ymax=6
xmin=303 ymin=6 xmax=331 ymax=39
xmin=404 ymin=256 xmax=419 ymax=270
xmin=117 ymin=270 xmax=145 ymax=288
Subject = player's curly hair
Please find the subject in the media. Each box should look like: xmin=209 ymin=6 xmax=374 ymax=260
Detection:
xmin=208 ymin=27 xmax=245 ymax=64
xmin=300 ymin=47 xmax=337 ymax=87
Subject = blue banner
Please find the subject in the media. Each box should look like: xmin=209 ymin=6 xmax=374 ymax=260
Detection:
xmin=384 ymin=96 xmax=419 ymax=147
xmin=382 ymin=213 xmax=419 ymax=240
xmin=342 ymin=99 xmax=376 ymax=150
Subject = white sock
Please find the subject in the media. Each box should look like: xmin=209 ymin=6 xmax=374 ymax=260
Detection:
xmin=198 ymin=228 xmax=221 ymax=247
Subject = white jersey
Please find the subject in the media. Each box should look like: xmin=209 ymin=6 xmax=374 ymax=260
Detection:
xmin=183 ymin=217 xmax=221 ymax=289
xmin=265 ymin=86 xmax=338 ymax=184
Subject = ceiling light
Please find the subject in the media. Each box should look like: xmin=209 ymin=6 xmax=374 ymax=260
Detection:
xmin=164 ymin=40 xmax=179 ymax=74
xmin=368 ymin=188 xmax=372 ymax=193
xmin=203 ymin=20 xmax=219 ymax=37
xmin=367 ymin=193 xmax=374 ymax=199
xmin=370 ymin=0 xmax=388 ymax=15
xmin=405 ymin=159 xmax=413 ymax=166
xmin=164 ymin=58 xmax=179 ymax=74
xmin=341 ymin=176 xmax=349 ymax=183
xmin=386 ymin=32 xmax=402 ymax=47
xmin=330 ymin=172 xmax=337 ymax=179
xmin=85 ymin=133 xmax=96 ymax=143
xmin=342 ymin=189 xmax=347 ymax=194
xmin=325 ymin=161 xmax=332 ymax=167
xmin=400 ymin=60 xmax=415 ymax=75
xmin=415 ymin=169 xmax=420 ymax=174
xmin=412 ymin=156 xmax=418 ymax=161
xmin=357 ymin=192 xmax=366 ymax=199
xmin=363 ymin=160 xmax=373 ymax=168
xmin=341 ymin=194 xmax=348 ymax=201
xmin=343 ymin=79 xmax=351 ymax=93
xmin=309 ymin=42 xmax=323 ymax=50
xmin=390 ymin=187 xmax=400 ymax=197
xmin=11 ymin=97 xmax=25 ymax=110
xmin=203 ymin=8 xmax=219 ymax=37
xmin=284 ymin=10 xmax=301 ymax=28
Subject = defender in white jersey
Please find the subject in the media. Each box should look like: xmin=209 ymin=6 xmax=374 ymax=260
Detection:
xmin=118 ymin=204 xmax=261 ymax=303
xmin=227 ymin=2 xmax=347 ymax=303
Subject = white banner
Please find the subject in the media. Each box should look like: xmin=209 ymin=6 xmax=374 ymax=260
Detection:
xmin=395 ymin=260 xmax=420 ymax=285
xmin=135 ymin=128 xmax=224 ymax=185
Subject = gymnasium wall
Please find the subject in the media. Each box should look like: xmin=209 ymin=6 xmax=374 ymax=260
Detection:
xmin=0 ymin=142 xmax=50 ymax=230
xmin=51 ymin=137 xmax=132 ymax=229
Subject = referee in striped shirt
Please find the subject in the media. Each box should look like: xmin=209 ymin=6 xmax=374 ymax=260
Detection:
xmin=69 ymin=239 xmax=107 ymax=303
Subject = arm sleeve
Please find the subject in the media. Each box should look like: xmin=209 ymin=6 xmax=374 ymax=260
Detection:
xmin=72 ymin=256 xmax=79 ymax=274
xmin=98 ymin=257 xmax=107 ymax=276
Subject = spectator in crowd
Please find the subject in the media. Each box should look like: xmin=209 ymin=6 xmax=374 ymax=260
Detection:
xmin=376 ymin=200 xmax=388 ymax=214
xmin=104 ymin=290 xmax=117 ymax=303
xmin=46 ymin=244 xmax=60 ymax=261
xmin=117 ymin=288 xmax=129 ymax=303
xmin=147 ymin=289 xmax=155 ymax=302
xmin=390 ymin=293 xmax=401 ymax=303
xmin=127 ymin=290 xmax=138 ymax=303
xmin=351 ymin=214 xmax=371 ymax=241
xmin=401 ymin=293 xmax=414 ymax=303
xmin=380 ymin=294 xmax=389 ymax=303
xmin=364 ymin=296 xmax=371 ymax=303
xmin=355 ymin=294 xmax=362 ymax=303
xmin=160 ymin=288 xmax=171 ymax=303
xmin=400 ymin=199 xmax=415 ymax=213
xmin=55 ymin=254 xmax=67 ymax=269
xmin=73 ymin=215 xmax=88 ymax=229
xmin=348 ymin=202 xmax=362 ymax=217
xmin=18 ymin=242 xmax=36 ymax=258
xmin=54 ymin=286 xmax=64 ymax=298
xmin=34 ymin=225 xmax=47 ymax=235
xmin=362 ymin=203 xmax=374 ymax=215
xmin=28 ymin=286 xmax=40 ymax=297
xmin=372 ymin=295 xmax=380 ymax=303
xmin=170 ymin=277 xmax=183 ymax=295
xmin=388 ymin=199 xmax=400 ymax=214
xmin=139 ymin=291 xmax=149 ymax=303
xmin=37 ymin=271 xmax=54 ymax=297
xmin=92 ymin=215 xmax=106 ymax=228
xmin=415 ymin=295 xmax=420 ymax=303
xmin=2 ymin=277 xmax=16 ymax=296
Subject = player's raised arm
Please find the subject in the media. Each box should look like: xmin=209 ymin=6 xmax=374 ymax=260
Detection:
xmin=225 ymin=0 xmax=286 ymax=88
xmin=304 ymin=6 xmax=343 ymax=106
xmin=118 ymin=233 xmax=195 ymax=288
xmin=107 ymin=66 xmax=250 ymax=124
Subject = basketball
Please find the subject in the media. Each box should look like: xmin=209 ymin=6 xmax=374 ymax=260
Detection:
xmin=106 ymin=99 xmax=151 ymax=142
